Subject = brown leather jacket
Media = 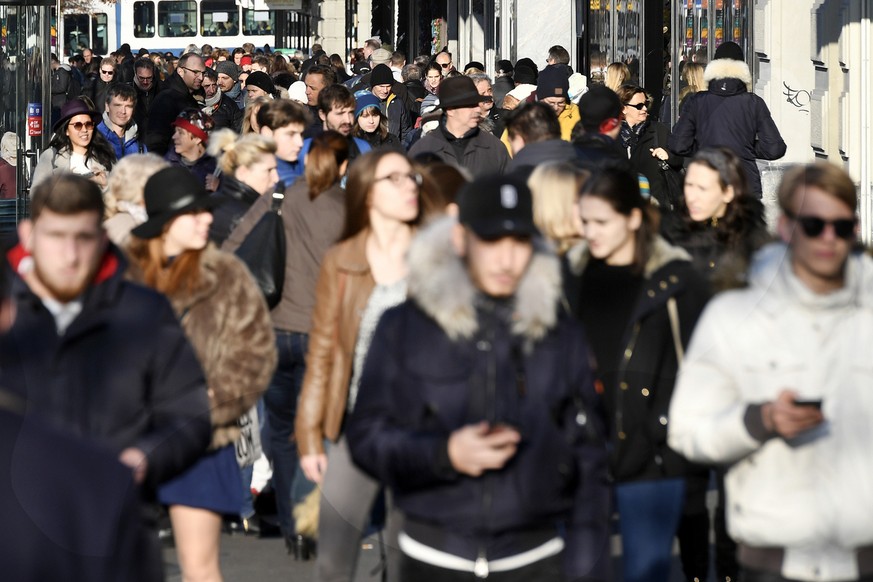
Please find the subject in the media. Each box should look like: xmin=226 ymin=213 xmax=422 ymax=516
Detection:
xmin=295 ymin=229 xmax=375 ymax=456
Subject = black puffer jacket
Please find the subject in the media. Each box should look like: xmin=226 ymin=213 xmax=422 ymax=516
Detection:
xmin=668 ymin=58 xmax=786 ymax=196
xmin=621 ymin=121 xmax=684 ymax=209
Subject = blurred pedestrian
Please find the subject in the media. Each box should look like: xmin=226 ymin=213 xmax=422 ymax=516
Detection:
xmin=103 ymin=153 xmax=168 ymax=246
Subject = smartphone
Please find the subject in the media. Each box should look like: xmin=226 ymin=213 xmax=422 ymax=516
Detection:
xmin=794 ymin=399 xmax=823 ymax=410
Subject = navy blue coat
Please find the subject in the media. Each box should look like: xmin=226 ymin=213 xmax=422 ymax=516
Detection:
xmin=0 ymin=244 xmax=211 ymax=492
xmin=668 ymin=58 xmax=786 ymax=196
xmin=347 ymin=300 xmax=611 ymax=581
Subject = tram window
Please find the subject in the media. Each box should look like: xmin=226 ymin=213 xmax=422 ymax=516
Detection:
xmin=242 ymin=9 xmax=274 ymax=35
xmin=133 ymin=2 xmax=156 ymax=38
xmin=64 ymin=14 xmax=90 ymax=56
xmin=201 ymin=1 xmax=239 ymax=37
xmin=158 ymin=1 xmax=197 ymax=37
xmin=92 ymin=14 xmax=108 ymax=56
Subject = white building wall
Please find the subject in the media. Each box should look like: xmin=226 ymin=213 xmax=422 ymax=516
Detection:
xmin=317 ymin=0 xmax=346 ymax=55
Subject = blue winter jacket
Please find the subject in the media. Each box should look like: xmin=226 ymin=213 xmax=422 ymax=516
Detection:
xmin=97 ymin=116 xmax=146 ymax=160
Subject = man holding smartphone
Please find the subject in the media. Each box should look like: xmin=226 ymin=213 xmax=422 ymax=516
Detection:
xmin=347 ymin=174 xmax=611 ymax=581
xmin=669 ymin=162 xmax=873 ymax=582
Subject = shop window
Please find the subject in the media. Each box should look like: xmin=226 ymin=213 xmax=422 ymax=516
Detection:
xmin=201 ymin=1 xmax=239 ymax=37
xmin=92 ymin=13 xmax=108 ymax=56
xmin=63 ymin=14 xmax=90 ymax=56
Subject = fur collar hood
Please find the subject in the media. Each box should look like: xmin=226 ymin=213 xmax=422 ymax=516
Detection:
xmin=566 ymin=235 xmax=691 ymax=278
xmin=407 ymin=216 xmax=562 ymax=343
xmin=704 ymin=58 xmax=753 ymax=93
xmin=168 ymin=243 xmax=228 ymax=313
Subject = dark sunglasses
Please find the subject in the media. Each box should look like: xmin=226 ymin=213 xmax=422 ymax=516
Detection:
xmin=439 ymin=62 xmax=451 ymax=68
xmin=69 ymin=121 xmax=95 ymax=131
xmin=100 ymin=69 xmax=115 ymax=75
xmin=785 ymin=210 xmax=856 ymax=240
xmin=624 ymin=102 xmax=649 ymax=110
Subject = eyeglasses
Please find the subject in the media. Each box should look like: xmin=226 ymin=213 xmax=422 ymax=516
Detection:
xmin=624 ymin=102 xmax=649 ymax=110
xmin=100 ymin=69 xmax=115 ymax=76
xmin=785 ymin=210 xmax=856 ymax=240
xmin=180 ymin=66 xmax=205 ymax=78
xmin=375 ymin=172 xmax=423 ymax=186
xmin=69 ymin=121 xmax=95 ymax=131
xmin=136 ymin=74 xmax=154 ymax=82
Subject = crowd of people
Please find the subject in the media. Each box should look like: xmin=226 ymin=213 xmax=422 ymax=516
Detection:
xmin=2 ymin=34 xmax=872 ymax=582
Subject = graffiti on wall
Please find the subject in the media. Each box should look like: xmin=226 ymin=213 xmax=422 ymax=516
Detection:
xmin=783 ymin=82 xmax=810 ymax=113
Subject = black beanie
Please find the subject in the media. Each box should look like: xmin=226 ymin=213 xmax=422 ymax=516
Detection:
xmin=514 ymin=65 xmax=537 ymax=86
xmin=714 ymin=41 xmax=744 ymax=61
xmin=370 ymin=64 xmax=394 ymax=87
xmin=246 ymin=71 xmax=275 ymax=96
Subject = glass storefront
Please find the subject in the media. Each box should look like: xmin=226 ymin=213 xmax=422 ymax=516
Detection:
xmin=0 ymin=0 xmax=52 ymax=227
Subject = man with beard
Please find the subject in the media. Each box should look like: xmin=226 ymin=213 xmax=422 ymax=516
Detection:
xmin=215 ymin=60 xmax=244 ymax=109
xmin=0 ymin=174 xmax=211 ymax=580
xmin=131 ymin=58 xmax=161 ymax=138
xmin=201 ymin=67 xmax=242 ymax=132
xmin=297 ymin=84 xmax=370 ymax=170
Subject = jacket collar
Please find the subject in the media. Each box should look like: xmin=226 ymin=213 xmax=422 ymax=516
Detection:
xmin=748 ymin=242 xmax=873 ymax=314
xmin=219 ymin=175 xmax=260 ymax=206
xmin=704 ymin=58 xmax=753 ymax=93
xmin=567 ymin=235 xmax=691 ymax=278
xmin=333 ymin=228 xmax=370 ymax=275
xmin=166 ymin=243 xmax=223 ymax=312
xmin=406 ymin=216 xmax=562 ymax=344
xmin=100 ymin=112 xmax=139 ymax=141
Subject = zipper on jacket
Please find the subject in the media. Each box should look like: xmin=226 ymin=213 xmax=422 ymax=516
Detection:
xmin=615 ymin=322 xmax=641 ymax=440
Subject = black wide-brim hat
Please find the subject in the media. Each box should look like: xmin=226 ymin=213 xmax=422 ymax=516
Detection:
xmin=438 ymin=76 xmax=492 ymax=109
xmin=131 ymin=167 xmax=223 ymax=239
xmin=52 ymin=98 xmax=102 ymax=133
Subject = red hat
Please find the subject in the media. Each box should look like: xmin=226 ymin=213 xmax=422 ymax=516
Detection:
xmin=171 ymin=109 xmax=214 ymax=144
xmin=240 ymin=55 xmax=252 ymax=66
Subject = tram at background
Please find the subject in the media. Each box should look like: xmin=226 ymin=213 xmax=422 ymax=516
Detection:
xmin=56 ymin=0 xmax=279 ymax=58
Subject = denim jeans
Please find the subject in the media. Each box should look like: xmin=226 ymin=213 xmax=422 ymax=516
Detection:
xmin=615 ymin=478 xmax=686 ymax=582
xmin=264 ymin=330 xmax=312 ymax=539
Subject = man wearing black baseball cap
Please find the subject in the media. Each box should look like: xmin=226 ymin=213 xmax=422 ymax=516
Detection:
xmin=346 ymin=173 xmax=611 ymax=582
xmin=409 ymin=76 xmax=509 ymax=177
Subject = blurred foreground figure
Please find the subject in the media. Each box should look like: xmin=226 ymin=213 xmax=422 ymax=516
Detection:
xmin=669 ymin=162 xmax=873 ymax=582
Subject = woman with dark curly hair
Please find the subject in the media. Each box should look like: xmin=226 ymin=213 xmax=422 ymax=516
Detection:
xmin=662 ymin=147 xmax=770 ymax=287
xmin=31 ymin=98 xmax=116 ymax=188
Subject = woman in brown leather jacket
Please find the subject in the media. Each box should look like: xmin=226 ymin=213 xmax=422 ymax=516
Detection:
xmin=295 ymin=149 xmax=427 ymax=582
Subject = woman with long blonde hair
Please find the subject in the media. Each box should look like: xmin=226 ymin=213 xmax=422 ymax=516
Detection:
xmin=528 ymin=161 xmax=589 ymax=255
xmin=605 ymin=62 xmax=631 ymax=92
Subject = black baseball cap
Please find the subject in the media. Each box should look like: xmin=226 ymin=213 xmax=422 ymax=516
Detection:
xmin=457 ymin=174 xmax=539 ymax=240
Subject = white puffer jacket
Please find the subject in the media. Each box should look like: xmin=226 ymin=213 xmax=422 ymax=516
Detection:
xmin=668 ymin=243 xmax=873 ymax=582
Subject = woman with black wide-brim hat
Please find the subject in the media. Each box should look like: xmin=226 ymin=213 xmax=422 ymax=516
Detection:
xmin=126 ymin=166 xmax=276 ymax=582
xmin=31 ymin=97 xmax=116 ymax=189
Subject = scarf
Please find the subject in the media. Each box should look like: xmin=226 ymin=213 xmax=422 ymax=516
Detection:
xmin=202 ymin=88 xmax=223 ymax=115
xmin=620 ymin=119 xmax=648 ymax=150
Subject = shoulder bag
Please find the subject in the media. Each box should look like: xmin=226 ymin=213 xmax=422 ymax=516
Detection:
xmin=234 ymin=184 xmax=286 ymax=309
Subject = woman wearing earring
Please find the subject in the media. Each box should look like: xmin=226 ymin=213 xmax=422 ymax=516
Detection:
xmin=564 ymin=167 xmax=711 ymax=582
xmin=296 ymin=150 xmax=429 ymax=581
xmin=126 ymin=166 xmax=276 ymax=582
xmin=31 ymin=98 xmax=116 ymax=188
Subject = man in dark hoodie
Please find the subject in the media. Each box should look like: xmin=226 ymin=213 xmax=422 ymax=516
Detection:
xmin=668 ymin=41 xmax=786 ymax=197
xmin=505 ymin=101 xmax=576 ymax=178
xmin=144 ymin=52 xmax=205 ymax=155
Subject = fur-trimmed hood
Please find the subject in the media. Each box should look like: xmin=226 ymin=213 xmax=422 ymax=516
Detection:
xmin=566 ymin=235 xmax=691 ymax=278
xmin=406 ymin=216 xmax=563 ymax=343
xmin=704 ymin=58 xmax=753 ymax=93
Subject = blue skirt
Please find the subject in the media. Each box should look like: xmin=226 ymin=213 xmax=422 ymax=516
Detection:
xmin=158 ymin=444 xmax=243 ymax=516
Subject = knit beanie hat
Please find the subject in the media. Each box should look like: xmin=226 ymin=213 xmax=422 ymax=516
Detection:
xmin=714 ymin=41 xmax=744 ymax=61
xmin=536 ymin=64 xmax=570 ymax=100
xmin=354 ymin=92 xmax=383 ymax=118
xmin=514 ymin=64 xmax=537 ymax=86
xmin=245 ymin=71 xmax=275 ymax=96
xmin=369 ymin=64 xmax=394 ymax=87
xmin=215 ymin=61 xmax=240 ymax=82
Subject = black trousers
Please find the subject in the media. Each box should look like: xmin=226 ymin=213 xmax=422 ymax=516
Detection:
xmin=400 ymin=552 xmax=564 ymax=582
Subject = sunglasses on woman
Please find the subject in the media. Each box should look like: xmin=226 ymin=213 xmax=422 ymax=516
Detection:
xmin=785 ymin=210 xmax=856 ymax=240
xmin=624 ymin=102 xmax=649 ymax=110
xmin=69 ymin=121 xmax=95 ymax=131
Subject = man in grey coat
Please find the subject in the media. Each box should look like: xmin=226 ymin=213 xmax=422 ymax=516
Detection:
xmin=409 ymin=76 xmax=510 ymax=177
